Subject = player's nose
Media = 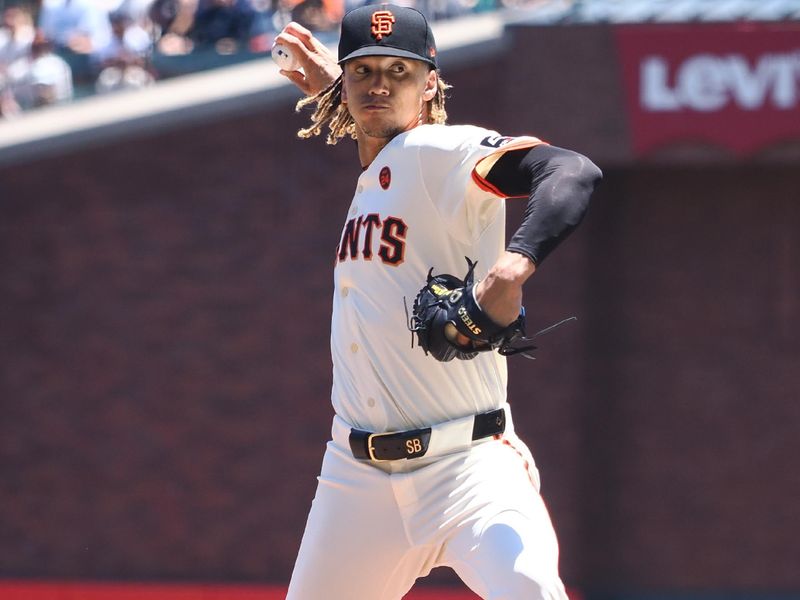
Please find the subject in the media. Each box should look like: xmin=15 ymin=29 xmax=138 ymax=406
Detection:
xmin=367 ymin=72 xmax=390 ymax=95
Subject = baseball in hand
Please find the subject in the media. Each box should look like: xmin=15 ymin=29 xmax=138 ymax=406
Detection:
xmin=272 ymin=44 xmax=300 ymax=71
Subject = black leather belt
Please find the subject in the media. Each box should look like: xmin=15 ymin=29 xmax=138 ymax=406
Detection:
xmin=349 ymin=408 xmax=506 ymax=461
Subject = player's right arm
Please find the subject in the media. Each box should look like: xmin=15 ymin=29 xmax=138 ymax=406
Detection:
xmin=274 ymin=22 xmax=342 ymax=95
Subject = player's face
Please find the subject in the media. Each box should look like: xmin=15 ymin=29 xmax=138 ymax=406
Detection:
xmin=342 ymin=56 xmax=438 ymax=141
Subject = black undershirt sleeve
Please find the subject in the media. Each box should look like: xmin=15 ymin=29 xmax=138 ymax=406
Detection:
xmin=484 ymin=144 xmax=603 ymax=265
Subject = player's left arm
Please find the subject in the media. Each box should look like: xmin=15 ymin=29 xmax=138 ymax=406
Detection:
xmin=474 ymin=145 xmax=603 ymax=327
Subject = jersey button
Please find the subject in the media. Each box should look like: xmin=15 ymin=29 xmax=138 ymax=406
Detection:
xmin=341 ymin=287 xmax=349 ymax=297
xmin=357 ymin=184 xmax=364 ymax=194
xmin=367 ymin=397 xmax=376 ymax=408
xmin=350 ymin=343 xmax=359 ymax=353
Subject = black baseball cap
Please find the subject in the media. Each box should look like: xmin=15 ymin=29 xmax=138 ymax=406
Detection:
xmin=338 ymin=4 xmax=438 ymax=69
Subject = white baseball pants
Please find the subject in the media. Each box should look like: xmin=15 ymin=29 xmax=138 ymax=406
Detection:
xmin=286 ymin=411 xmax=567 ymax=600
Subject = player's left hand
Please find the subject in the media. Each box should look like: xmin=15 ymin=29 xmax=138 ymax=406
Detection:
xmin=274 ymin=22 xmax=342 ymax=95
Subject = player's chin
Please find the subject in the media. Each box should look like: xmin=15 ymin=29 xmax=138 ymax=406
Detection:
xmin=359 ymin=121 xmax=405 ymax=140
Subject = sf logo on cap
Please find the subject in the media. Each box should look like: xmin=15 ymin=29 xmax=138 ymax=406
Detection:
xmin=371 ymin=10 xmax=395 ymax=41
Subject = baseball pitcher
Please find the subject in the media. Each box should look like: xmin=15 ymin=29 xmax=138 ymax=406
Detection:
xmin=275 ymin=5 xmax=602 ymax=598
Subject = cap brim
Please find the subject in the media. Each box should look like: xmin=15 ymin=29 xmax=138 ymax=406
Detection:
xmin=339 ymin=46 xmax=436 ymax=67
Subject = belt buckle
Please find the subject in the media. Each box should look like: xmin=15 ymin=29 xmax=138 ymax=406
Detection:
xmin=366 ymin=431 xmax=392 ymax=462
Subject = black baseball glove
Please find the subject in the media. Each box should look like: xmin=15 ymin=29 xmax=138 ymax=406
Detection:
xmin=406 ymin=257 xmax=536 ymax=362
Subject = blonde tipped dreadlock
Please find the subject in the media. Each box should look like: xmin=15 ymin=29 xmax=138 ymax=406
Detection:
xmin=296 ymin=74 xmax=452 ymax=145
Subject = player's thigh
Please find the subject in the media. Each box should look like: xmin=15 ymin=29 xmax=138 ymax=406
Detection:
xmin=446 ymin=508 xmax=566 ymax=600
xmin=442 ymin=439 xmax=566 ymax=600
xmin=286 ymin=443 xmax=418 ymax=600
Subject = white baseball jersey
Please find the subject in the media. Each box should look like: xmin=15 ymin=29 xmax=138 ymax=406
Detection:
xmin=331 ymin=124 xmax=543 ymax=432
xmin=289 ymin=124 xmax=568 ymax=600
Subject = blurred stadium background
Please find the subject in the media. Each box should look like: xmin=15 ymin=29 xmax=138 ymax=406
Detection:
xmin=1 ymin=0 xmax=799 ymax=598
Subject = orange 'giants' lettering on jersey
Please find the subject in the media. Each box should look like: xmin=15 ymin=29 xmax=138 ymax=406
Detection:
xmin=337 ymin=214 xmax=407 ymax=266
xmin=378 ymin=217 xmax=407 ymax=265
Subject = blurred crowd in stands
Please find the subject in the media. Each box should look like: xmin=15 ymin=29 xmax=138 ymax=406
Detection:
xmin=0 ymin=0 xmax=497 ymax=117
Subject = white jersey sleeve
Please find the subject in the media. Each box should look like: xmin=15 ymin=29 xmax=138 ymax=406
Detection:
xmin=407 ymin=125 xmax=544 ymax=244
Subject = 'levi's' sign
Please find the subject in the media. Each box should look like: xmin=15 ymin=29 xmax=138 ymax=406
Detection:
xmin=615 ymin=24 xmax=800 ymax=156
xmin=641 ymin=52 xmax=800 ymax=112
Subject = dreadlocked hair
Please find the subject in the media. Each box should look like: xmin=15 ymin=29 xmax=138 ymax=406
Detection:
xmin=296 ymin=73 xmax=452 ymax=145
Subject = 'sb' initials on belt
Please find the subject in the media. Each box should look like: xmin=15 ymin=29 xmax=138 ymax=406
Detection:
xmin=406 ymin=438 xmax=423 ymax=454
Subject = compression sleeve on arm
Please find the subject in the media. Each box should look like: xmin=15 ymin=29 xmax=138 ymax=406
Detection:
xmin=484 ymin=144 xmax=603 ymax=264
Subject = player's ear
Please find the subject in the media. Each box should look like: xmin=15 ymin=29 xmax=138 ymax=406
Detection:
xmin=422 ymin=69 xmax=437 ymax=102
xmin=341 ymin=79 xmax=348 ymax=104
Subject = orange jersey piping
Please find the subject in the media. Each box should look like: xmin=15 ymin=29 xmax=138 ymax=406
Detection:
xmin=471 ymin=138 xmax=547 ymax=199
